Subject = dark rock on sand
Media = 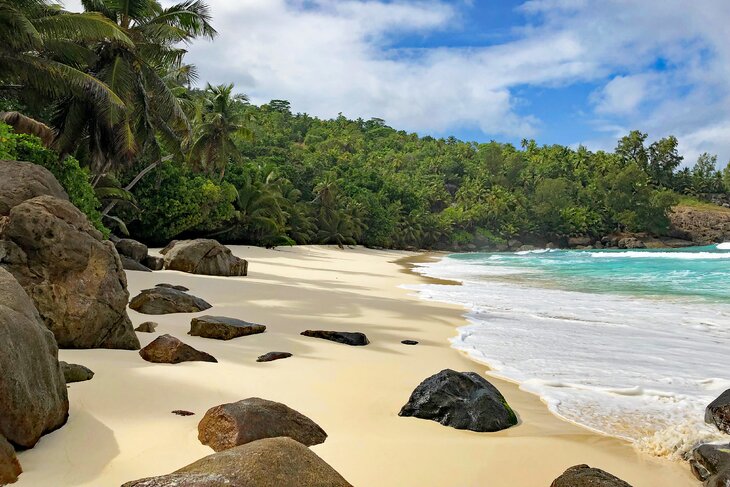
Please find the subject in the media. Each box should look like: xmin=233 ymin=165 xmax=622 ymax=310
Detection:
xmin=121 ymin=437 xmax=352 ymax=487
xmin=115 ymin=238 xmax=148 ymax=263
xmin=129 ymin=287 xmax=211 ymax=315
xmin=198 ymin=397 xmax=327 ymax=451
xmin=161 ymin=239 xmax=248 ymax=277
xmin=301 ymin=330 xmax=369 ymax=346
xmin=0 ymin=196 xmax=139 ymax=350
xmin=550 ymin=464 xmax=632 ymax=487
xmin=60 ymin=362 xmax=94 ymax=383
xmin=142 ymin=255 xmax=164 ymax=271
xmin=189 ymin=315 xmax=266 ymax=340
xmin=139 ymin=334 xmax=217 ymax=364
xmin=121 ymin=255 xmax=152 ymax=272
xmin=135 ymin=321 xmax=158 ymax=333
xmin=399 ymin=369 xmax=517 ymax=432
xmin=0 ymin=160 xmax=67 ymax=216
xmin=706 ymin=389 xmax=730 ymax=434
xmin=256 ymin=352 xmax=292 ymax=362
xmin=690 ymin=443 xmax=730 ymax=483
xmin=0 ymin=268 xmax=68 ymax=448
xmin=0 ymin=434 xmax=21 ymax=485
xmin=172 ymin=410 xmax=195 ymax=417
xmin=156 ymin=283 xmax=189 ymax=292
xmin=401 ymin=340 xmax=418 ymax=345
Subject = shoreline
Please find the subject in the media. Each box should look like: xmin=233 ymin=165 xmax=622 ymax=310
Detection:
xmin=15 ymin=245 xmax=695 ymax=486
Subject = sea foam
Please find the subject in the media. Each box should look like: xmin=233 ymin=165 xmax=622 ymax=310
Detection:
xmin=408 ymin=248 xmax=730 ymax=458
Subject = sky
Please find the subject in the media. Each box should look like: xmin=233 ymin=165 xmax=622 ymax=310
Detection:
xmin=63 ymin=0 xmax=730 ymax=167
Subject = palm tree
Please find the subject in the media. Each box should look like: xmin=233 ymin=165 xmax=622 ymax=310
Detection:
xmin=52 ymin=0 xmax=217 ymax=177
xmin=189 ymin=83 xmax=253 ymax=179
xmin=0 ymin=0 xmax=132 ymax=135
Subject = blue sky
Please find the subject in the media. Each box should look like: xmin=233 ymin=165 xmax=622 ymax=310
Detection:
xmin=64 ymin=0 xmax=730 ymax=166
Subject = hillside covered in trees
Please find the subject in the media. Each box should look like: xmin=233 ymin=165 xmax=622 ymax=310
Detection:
xmin=2 ymin=0 xmax=729 ymax=250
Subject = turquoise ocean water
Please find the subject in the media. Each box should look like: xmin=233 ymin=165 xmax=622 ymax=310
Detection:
xmin=411 ymin=243 xmax=730 ymax=457
xmin=449 ymin=244 xmax=730 ymax=303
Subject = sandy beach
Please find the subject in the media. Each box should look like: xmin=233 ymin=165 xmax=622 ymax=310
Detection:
xmin=14 ymin=245 xmax=696 ymax=486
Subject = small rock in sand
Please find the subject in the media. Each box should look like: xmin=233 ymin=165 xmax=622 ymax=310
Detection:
xmin=256 ymin=352 xmax=292 ymax=362
xmin=172 ymin=410 xmax=195 ymax=417
xmin=401 ymin=340 xmax=418 ymax=345
xmin=135 ymin=322 xmax=158 ymax=333
xmin=189 ymin=316 xmax=266 ymax=341
xmin=300 ymin=330 xmax=369 ymax=346
xmin=60 ymin=362 xmax=94 ymax=383
xmin=139 ymin=334 xmax=217 ymax=364
xmin=129 ymin=287 xmax=211 ymax=315
xmin=550 ymin=464 xmax=632 ymax=487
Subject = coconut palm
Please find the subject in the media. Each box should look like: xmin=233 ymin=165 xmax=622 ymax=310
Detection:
xmin=189 ymin=83 xmax=254 ymax=179
xmin=0 ymin=0 xmax=132 ymax=135
xmin=52 ymin=0 xmax=217 ymax=177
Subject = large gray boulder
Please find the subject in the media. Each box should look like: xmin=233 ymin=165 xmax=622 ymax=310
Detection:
xmin=399 ymin=369 xmax=517 ymax=432
xmin=0 ymin=268 xmax=68 ymax=448
xmin=189 ymin=315 xmax=266 ymax=340
xmin=550 ymin=464 xmax=632 ymax=487
xmin=161 ymin=239 xmax=248 ymax=276
xmin=129 ymin=287 xmax=212 ymax=315
xmin=0 ymin=434 xmax=21 ymax=485
xmin=0 ymin=160 xmax=67 ymax=216
xmin=198 ymin=398 xmax=327 ymax=452
xmin=121 ymin=437 xmax=352 ymax=487
xmin=0 ymin=196 xmax=139 ymax=350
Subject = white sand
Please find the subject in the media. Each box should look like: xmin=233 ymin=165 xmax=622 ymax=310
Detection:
xmin=15 ymin=246 xmax=697 ymax=486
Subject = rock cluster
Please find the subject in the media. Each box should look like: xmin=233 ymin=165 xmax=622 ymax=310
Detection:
xmin=0 ymin=161 xmax=139 ymax=350
xmin=399 ymin=369 xmax=517 ymax=432
xmin=198 ymin=398 xmax=327 ymax=452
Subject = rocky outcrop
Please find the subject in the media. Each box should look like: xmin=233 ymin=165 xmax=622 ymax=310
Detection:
xmin=189 ymin=316 xmax=266 ymax=340
xmin=706 ymin=389 xmax=730 ymax=434
xmin=568 ymin=236 xmax=593 ymax=248
xmin=129 ymin=287 xmax=211 ymax=315
xmin=670 ymin=205 xmax=730 ymax=245
xmin=161 ymin=239 xmax=248 ymax=277
xmin=121 ymin=437 xmax=352 ymax=487
xmin=135 ymin=321 xmax=158 ymax=333
xmin=139 ymin=334 xmax=217 ymax=364
xmin=300 ymin=330 xmax=369 ymax=346
xmin=0 ymin=268 xmax=68 ymax=448
xmin=0 ymin=196 xmax=139 ymax=350
xmin=399 ymin=369 xmax=517 ymax=432
xmin=550 ymin=464 xmax=632 ymax=487
xmin=0 ymin=434 xmax=21 ymax=485
xmin=115 ymin=238 xmax=148 ymax=263
xmin=257 ymin=352 xmax=292 ymax=362
xmin=690 ymin=443 xmax=730 ymax=485
xmin=60 ymin=362 xmax=94 ymax=383
xmin=0 ymin=160 xmax=67 ymax=216
xmin=198 ymin=398 xmax=326 ymax=451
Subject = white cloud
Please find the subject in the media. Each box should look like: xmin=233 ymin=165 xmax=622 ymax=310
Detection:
xmin=59 ymin=0 xmax=730 ymax=165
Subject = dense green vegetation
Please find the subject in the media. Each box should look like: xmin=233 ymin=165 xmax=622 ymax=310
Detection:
xmin=2 ymin=0 xmax=729 ymax=250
